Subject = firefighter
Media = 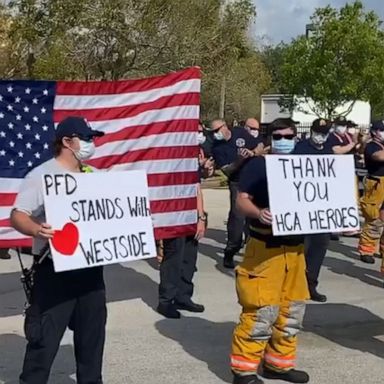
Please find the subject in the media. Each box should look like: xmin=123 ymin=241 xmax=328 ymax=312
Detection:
xmin=358 ymin=120 xmax=384 ymax=265
xmin=10 ymin=116 xmax=107 ymax=384
xmin=231 ymin=118 xmax=309 ymax=384
xmin=210 ymin=119 xmax=264 ymax=269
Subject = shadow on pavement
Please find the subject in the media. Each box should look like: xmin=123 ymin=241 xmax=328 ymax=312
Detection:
xmin=156 ymin=317 xmax=235 ymax=383
xmin=328 ymin=238 xmax=360 ymax=261
xmin=0 ymin=263 xmax=159 ymax=318
xmin=199 ymin=228 xmax=242 ymax=278
xmin=305 ymin=303 xmax=384 ymax=359
xmin=105 ymin=263 xmax=159 ymax=311
xmin=0 ymin=333 xmax=75 ymax=384
xmin=323 ymin=256 xmax=383 ymax=288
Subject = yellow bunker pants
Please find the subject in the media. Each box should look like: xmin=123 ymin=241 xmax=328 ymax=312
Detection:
xmin=358 ymin=176 xmax=384 ymax=267
xmin=231 ymin=237 xmax=309 ymax=375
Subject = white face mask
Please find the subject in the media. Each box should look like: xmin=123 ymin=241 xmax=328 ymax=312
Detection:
xmin=214 ymin=131 xmax=225 ymax=141
xmin=74 ymin=140 xmax=96 ymax=161
xmin=311 ymin=133 xmax=328 ymax=145
xmin=197 ymin=132 xmax=206 ymax=145
xmin=335 ymin=125 xmax=347 ymax=135
xmin=249 ymin=129 xmax=259 ymax=138
xmin=377 ymin=131 xmax=384 ymax=142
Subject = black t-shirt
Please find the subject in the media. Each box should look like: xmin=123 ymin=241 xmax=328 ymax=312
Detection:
xmin=212 ymin=127 xmax=261 ymax=182
xmin=327 ymin=132 xmax=354 ymax=154
xmin=364 ymin=141 xmax=384 ymax=176
xmin=239 ymin=157 xmax=303 ymax=246
xmin=293 ymin=139 xmax=333 ymax=155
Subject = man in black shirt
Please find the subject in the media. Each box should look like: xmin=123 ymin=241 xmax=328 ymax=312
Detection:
xmin=358 ymin=120 xmax=384 ymax=265
xmin=210 ymin=119 xmax=264 ymax=268
xmin=230 ymin=118 xmax=309 ymax=384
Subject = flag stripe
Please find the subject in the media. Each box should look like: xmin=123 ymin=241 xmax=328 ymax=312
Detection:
xmin=54 ymin=88 xmax=200 ymax=119
xmin=147 ymin=172 xmax=198 ymax=187
xmin=55 ymin=67 xmax=200 ymax=96
xmin=0 ymin=238 xmax=32 ymax=248
xmin=103 ymin=158 xmax=198 ymax=174
xmin=0 ymin=193 xmax=16 ymax=207
xmin=87 ymin=146 xmax=198 ymax=169
xmin=95 ymin=119 xmax=198 ymax=145
xmin=56 ymin=105 xmax=199 ymax=135
xmin=150 ymin=197 xmax=196 ymax=214
xmin=95 ymin=132 xmax=197 ymax=158
xmin=154 ymin=224 xmax=196 ymax=240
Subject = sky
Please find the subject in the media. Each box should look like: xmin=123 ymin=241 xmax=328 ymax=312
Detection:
xmin=253 ymin=0 xmax=384 ymax=45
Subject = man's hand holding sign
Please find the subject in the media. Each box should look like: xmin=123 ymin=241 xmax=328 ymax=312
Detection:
xmin=43 ymin=170 xmax=157 ymax=272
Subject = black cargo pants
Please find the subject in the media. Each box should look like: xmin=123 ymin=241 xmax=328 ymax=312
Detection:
xmin=159 ymin=236 xmax=198 ymax=305
xmin=20 ymin=258 xmax=107 ymax=384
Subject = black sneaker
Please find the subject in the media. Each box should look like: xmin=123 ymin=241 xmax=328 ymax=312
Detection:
xmin=157 ymin=303 xmax=181 ymax=319
xmin=175 ymin=300 xmax=205 ymax=313
xmin=360 ymin=255 xmax=375 ymax=264
xmin=262 ymin=367 xmax=309 ymax=383
xmin=310 ymin=289 xmax=327 ymax=303
xmin=374 ymin=253 xmax=382 ymax=259
xmin=233 ymin=373 xmax=264 ymax=384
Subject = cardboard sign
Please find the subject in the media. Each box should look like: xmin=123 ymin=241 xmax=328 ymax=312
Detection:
xmin=266 ymin=154 xmax=360 ymax=236
xmin=43 ymin=170 xmax=157 ymax=272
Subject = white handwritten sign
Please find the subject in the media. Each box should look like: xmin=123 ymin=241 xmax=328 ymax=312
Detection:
xmin=266 ymin=154 xmax=360 ymax=235
xmin=42 ymin=171 xmax=157 ymax=272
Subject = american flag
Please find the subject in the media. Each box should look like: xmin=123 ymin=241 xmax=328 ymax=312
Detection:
xmin=0 ymin=67 xmax=201 ymax=248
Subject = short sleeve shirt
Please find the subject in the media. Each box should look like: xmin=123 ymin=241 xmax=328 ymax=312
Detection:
xmin=364 ymin=141 xmax=384 ymax=176
xmin=13 ymin=159 xmax=96 ymax=254
xmin=293 ymin=139 xmax=333 ymax=155
xmin=327 ymin=132 xmax=353 ymax=154
xmin=212 ymin=127 xmax=262 ymax=181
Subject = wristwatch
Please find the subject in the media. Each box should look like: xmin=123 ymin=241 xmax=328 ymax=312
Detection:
xmin=198 ymin=213 xmax=207 ymax=222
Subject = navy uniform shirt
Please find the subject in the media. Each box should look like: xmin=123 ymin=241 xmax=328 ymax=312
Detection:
xmin=239 ymin=157 xmax=303 ymax=246
xmin=212 ymin=127 xmax=261 ymax=182
xmin=293 ymin=139 xmax=333 ymax=155
xmin=327 ymin=132 xmax=354 ymax=154
xmin=364 ymin=141 xmax=384 ymax=176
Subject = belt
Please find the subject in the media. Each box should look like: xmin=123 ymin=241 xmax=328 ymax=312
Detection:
xmin=249 ymin=227 xmax=303 ymax=248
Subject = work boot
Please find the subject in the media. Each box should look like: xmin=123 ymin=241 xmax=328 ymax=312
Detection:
xmin=309 ymin=289 xmax=327 ymax=303
xmin=175 ymin=300 xmax=205 ymax=313
xmin=233 ymin=373 xmax=264 ymax=384
xmin=157 ymin=303 xmax=181 ymax=319
xmin=262 ymin=367 xmax=309 ymax=383
xmin=360 ymin=254 xmax=375 ymax=264
xmin=223 ymin=252 xmax=235 ymax=269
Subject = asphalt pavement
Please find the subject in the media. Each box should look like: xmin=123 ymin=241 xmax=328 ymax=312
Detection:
xmin=1 ymin=188 xmax=383 ymax=384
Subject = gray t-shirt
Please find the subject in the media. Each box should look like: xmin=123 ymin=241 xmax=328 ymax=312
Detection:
xmin=14 ymin=159 xmax=86 ymax=255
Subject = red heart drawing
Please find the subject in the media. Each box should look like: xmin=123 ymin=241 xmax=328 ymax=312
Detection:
xmin=52 ymin=223 xmax=79 ymax=256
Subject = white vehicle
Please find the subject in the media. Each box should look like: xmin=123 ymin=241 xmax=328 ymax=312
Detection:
xmin=260 ymin=94 xmax=371 ymax=128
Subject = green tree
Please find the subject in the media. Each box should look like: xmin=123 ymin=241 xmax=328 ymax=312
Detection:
xmin=280 ymin=1 xmax=384 ymax=119
xmin=4 ymin=0 xmax=269 ymax=120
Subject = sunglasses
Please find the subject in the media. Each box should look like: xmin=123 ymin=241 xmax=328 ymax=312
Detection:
xmin=272 ymin=134 xmax=295 ymax=141
xmin=212 ymin=124 xmax=225 ymax=133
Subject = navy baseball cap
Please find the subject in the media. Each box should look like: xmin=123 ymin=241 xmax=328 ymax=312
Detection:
xmin=333 ymin=116 xmax=348 ymax=126
xmin=55 ymin=116 xmax=104 ymax=140
xmin=311 ymin=118 xmax=332 ymax=134
xmin=370 ymin=120 xmax=384 ymax=131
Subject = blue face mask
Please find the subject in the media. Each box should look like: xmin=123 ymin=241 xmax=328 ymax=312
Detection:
xmin=214 ymin=131 xmax=225 ymax=141
xmin=272 ymin=138 xmax=295 ymax=154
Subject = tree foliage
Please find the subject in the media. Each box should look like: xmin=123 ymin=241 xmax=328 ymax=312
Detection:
xmin=0 ymin=0 xmax=271 ymax=121
xmin=279 ymin=1 xmax=384 ymax=119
